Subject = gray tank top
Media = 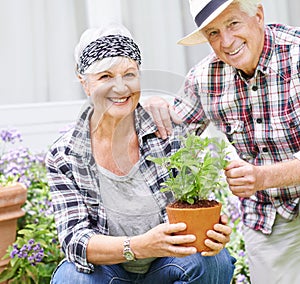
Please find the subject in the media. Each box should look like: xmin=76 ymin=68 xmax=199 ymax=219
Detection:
xmin=97 ymin=162 xmax=162 ymax=273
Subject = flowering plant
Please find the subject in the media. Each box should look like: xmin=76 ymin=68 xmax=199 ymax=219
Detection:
xmin=214 ymin=190 xmax=250 ymax=283
xmin=0 ymin=128 xmax=64 ymax=284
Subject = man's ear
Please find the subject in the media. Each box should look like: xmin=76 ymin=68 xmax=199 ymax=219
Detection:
xmin=256 ymin=4 xmax=264 ymax=26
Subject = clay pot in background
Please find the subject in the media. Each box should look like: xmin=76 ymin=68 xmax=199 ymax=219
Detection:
xmin=0 ymin=183 xmax=27 ymax=278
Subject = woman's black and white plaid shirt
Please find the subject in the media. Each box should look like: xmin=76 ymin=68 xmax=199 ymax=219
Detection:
xmin=45 ymin=103 xmax=187 ymax=273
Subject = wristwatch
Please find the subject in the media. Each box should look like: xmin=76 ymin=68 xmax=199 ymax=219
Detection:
xmin=123 ymin=237 xmax=136 ymax=261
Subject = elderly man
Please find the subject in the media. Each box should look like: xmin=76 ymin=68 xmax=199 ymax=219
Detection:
xmin=145 ymin=0 xmax=300 ymax=283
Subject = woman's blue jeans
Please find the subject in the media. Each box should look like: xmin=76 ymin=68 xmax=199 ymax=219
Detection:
xmin=51 ymin=249 xmax=235 ymax=284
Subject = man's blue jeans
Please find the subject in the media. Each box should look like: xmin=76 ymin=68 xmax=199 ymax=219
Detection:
xmin=51 ymin=248 xmax=235 ymax=284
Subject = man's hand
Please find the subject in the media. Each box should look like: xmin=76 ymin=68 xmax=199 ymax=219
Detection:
xmin=143 ymin=96 xmax=182 ymax=139
xmin=225 ymin=158 xmax=300 ymax=198
xmin=224 ymin=160 xmax=264 ymax=197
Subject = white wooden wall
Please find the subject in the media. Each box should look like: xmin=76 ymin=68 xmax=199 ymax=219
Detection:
xmin=0 ymin=100 xmax=84 ymax=151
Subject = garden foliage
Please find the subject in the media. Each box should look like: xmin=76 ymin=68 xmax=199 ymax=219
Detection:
xmin=0 ymin=129 xmax=63 ymax=283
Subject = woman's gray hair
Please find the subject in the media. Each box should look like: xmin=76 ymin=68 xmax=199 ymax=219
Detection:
xmin=233 ymin=0 xmax=262 ymax=16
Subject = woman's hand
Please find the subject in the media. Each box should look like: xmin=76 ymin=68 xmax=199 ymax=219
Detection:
xmin=201 ymin=214 xmax=232 ymax=257
xmin=131 ymin=222 xmax=197 ymax=259
xmin=131 ymin=215 xmax=232 ymax=259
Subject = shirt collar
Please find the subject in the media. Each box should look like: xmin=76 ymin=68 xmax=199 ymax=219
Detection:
xmin=67 ymin=102 xmax=158 ymax=158
xmin=255 ymin=25 xmax=274 ymax=75
xmin=66 ymin=104 xmax=93 ymax=159
xmin=234 ymin=26 xmax=274 ymax=83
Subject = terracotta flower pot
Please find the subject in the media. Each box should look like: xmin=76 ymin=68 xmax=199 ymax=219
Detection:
xmin=166 ymin=202 xmax=222 ymax=252
xmin=0 ymin=183 xmax=27 ymax=276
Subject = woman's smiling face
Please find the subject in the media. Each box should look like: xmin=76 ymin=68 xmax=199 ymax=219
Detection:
xmin=202 ymin=3 xmax=265 ymax=77
xmin=82 ymin=58 xmax=141 ymax=120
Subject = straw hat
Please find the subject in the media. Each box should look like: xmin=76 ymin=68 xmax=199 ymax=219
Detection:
xmin=178 ymin=0 xmax=234 ymax=45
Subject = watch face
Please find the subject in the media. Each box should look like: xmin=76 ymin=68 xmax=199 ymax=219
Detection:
xmin=124 ymin=251 xmax=135 ymax=261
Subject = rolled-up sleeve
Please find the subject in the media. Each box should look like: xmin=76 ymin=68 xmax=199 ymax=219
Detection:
xmin=45 ymin=148 xmax=103 ymax=274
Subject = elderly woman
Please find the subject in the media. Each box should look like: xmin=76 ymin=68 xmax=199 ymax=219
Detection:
xmin=46 ymin=23 xmax=235 ymax=284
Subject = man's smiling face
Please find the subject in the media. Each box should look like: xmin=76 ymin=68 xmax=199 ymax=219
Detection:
xmin=202 ymin=3 xmax=265 ymax=77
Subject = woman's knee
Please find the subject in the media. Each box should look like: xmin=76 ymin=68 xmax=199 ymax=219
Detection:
xmin=51 ymin=260 xmax=83 ymax=284
xmin=172 ymin=249 xmax=235 ymax=284
xmin=51 ymin=260 xmax=100 ymax=284
xmin=51 ymin=261 xmax=130 ymax=284
xmin=203 ymin=249 xmax=236 ymax=283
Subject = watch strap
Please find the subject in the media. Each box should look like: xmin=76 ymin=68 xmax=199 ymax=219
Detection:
xmin=123 ymin=237 xmax=136 ymax=261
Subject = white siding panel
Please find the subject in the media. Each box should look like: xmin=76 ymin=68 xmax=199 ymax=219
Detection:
xmin=0 ymin=100 xmax=85 ymax=151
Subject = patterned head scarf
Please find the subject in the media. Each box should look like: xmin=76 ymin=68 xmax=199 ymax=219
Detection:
xmin=77 ymin=34 xmax=141 ymax=74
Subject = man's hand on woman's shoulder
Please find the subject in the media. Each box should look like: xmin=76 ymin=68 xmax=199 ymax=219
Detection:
xmin=143 ymin=96 xmax=182 ymax=139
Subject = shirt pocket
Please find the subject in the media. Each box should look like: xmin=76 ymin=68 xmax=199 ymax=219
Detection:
xmin=270 ymin=112 xmax=300 ymax=152
xmin=214 ymin=119 xmax=245 ymax=138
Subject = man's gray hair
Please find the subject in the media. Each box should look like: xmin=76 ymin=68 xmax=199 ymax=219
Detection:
xmin=233 ymin=0 xmax=262 ymax=16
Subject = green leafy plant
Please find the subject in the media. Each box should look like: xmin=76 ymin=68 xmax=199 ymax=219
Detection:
xmin=148 ymin=133 xmax=230 ymax=204
xmin=149 ymin=132 xmax=251 ymax=283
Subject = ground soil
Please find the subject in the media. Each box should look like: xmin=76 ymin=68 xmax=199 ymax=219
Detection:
xmin=168 ymin=199 xmax=219 ymax=209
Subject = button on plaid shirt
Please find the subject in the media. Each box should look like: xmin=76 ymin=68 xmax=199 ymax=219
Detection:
xmin=46 ymin=103 xmax=186 ymax=273
xmin=175 ymin=24 xmax=300 ymax=234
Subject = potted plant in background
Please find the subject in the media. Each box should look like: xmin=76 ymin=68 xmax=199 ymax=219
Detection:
xmin=0 ymin=182 xmax=27 ymax=280
xmin=0 ymin=129 xmax=28 ymax=280
xmin=148 ymin=133 xmax=230 ymax=252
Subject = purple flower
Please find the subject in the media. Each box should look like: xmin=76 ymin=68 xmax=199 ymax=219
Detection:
xmin=0 ymin=129 xmax=22 ymax=144
xmin=27 ymin=255 xmax=35 ymax=262
xmin=238 ymin=250 xmax=246 ymax=257
xmin=226 ymin=195 xmax=242 ymax=222
xmin=237 ymin=274 xmax=246 ymax=283
xmin=35 ymin=252 xmax=44 ymax=263
xmin=10 ymin=248 xmax=19 ymax=258
xmin=33 ymin=243 xmax=41 ymax=251
xmin=20 ymin=244 xmax=28 ymax=251
xmin=208 ymin=143 xmax=217 ymax=151
xmin=10 ymin=240 xmax=45 ymax=265
xmin=0 ymin=141 xmax=46 ymax=186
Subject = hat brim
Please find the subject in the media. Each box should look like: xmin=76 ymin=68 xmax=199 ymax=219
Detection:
xmin=178 ymin=0 xmax=234 ymax=46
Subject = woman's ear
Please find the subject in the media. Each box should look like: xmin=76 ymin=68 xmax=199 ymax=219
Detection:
xmin=78 ymin=74 xmax=90 ymax=96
